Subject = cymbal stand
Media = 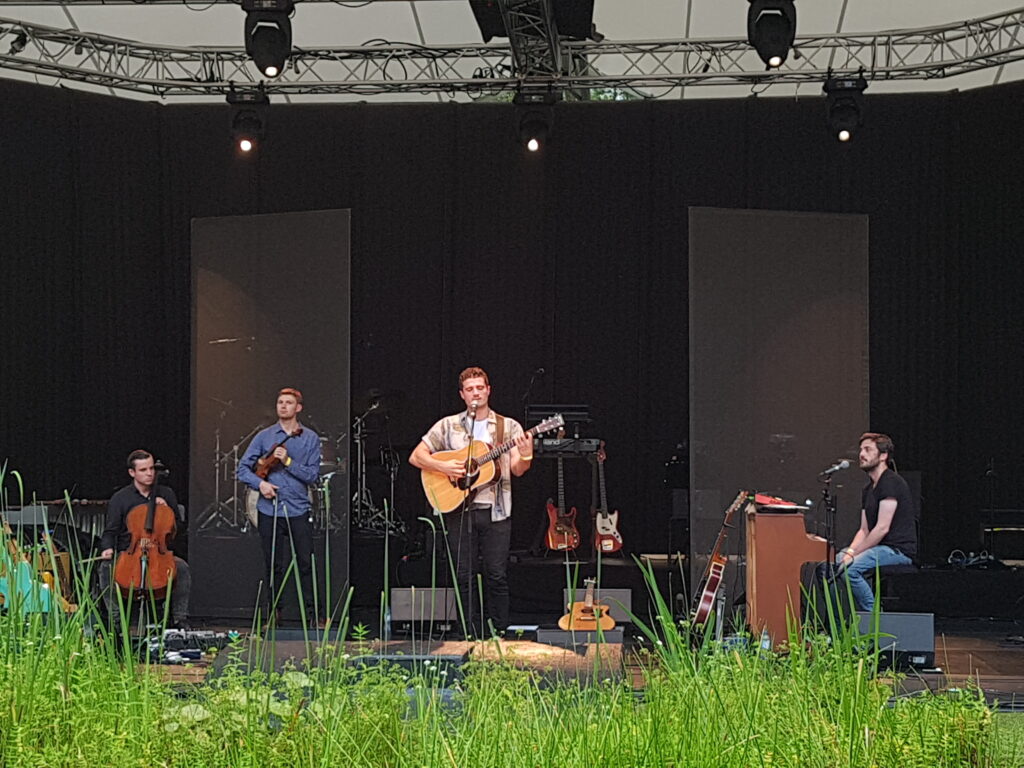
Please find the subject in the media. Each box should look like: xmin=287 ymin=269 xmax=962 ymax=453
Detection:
xmin=197 ymin=422 xmax=261 ymax=532
xmin=351 ymin=403 xmax=382 ymax=529
xmin=379 ymin=446 xmax=406 ymax=536
xmin=196 ymin=421 xmax=234 ymax=531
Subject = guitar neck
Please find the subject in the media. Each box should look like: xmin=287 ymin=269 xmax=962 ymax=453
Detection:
xmin=476 ymin=426 xmax=535 ymax=465
xmin=597 ymin=456 xmax=608 ymax=518
xmin=557 ymin=457 xmax=565 ymax=512
xmin=582 ymin=577 xmax=596 ymax=608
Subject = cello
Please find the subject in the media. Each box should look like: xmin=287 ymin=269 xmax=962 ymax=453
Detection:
xmin=113 ymin=492 xmax=177 ymax=599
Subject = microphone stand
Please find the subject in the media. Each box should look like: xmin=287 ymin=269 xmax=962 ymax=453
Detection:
xmin=819 ymin=474 xmax=839 ymax=566
xmin=520 ymin=369 xmax=543 ymax=426
xmin=458 ymin=403 xmax=479 ymax=636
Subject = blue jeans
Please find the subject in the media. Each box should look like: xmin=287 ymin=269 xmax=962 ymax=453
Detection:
xmin=835 ymin=545 xmax=911 ymax=611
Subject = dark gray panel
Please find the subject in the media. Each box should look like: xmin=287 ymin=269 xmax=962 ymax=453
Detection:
xmin=689 ymin=207 xmax=869 ymax=602
xmin=190 ymin=209 xmax=351 ymax=619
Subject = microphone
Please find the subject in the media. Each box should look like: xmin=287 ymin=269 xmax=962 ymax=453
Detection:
xmin=820 ymin=459 xmax=850 ymax=476
xmin=469 ymin=400 xmax=480 ymax=413
xmin=535 ymin=367 xmax=545 ymax=375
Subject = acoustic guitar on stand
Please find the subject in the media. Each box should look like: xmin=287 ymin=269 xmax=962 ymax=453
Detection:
xmin=691 ymin=490 xmax=749 ymax=630
xmin=546 ymin=455 xmax=580 ymax=551
xmin=420 ymin=414 xmax=564 ymax=513
xmin=592 ymin=442 xmax=622 ymax=553
xmin=558 ymin=577 xmax=615 ymax=631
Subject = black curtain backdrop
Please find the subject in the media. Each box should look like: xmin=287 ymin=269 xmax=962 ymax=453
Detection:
xmin=2 ymin=79 xmax=1023 ymax=566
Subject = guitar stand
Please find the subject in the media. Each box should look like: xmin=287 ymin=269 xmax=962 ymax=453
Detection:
xmin=714 ymin=588 xmax=726 ymax=643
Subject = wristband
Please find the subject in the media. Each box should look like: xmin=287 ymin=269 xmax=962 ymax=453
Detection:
xmin=520 ymin=454 xmax=533 ymax=462
xmin=285 ymin=456 xmax=292 ymax=467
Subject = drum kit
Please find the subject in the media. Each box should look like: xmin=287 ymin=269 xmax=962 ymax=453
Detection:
xmin=196 ymin=389 xmax=406 ymax=538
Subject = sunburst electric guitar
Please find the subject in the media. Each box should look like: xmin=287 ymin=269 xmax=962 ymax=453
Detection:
xmin=546 ymin=456 xmax=581 ymax=551
xmin=420 ymin=414 xmax=564 ymax=513
xmin=593 ymin=442 xmax=622 ymax=553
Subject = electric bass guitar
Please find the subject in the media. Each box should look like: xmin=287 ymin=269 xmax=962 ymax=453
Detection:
xmin=592 ymin=442 xmax=622 ymax=553
xmin=420 ymin=414 xmax=564 ymax=513
xmin=546 ymin=456 xmax=580 ymax=551
xmin=558 ymin=577 xmax=615 ymax=631
xmin=692 ymin=490 xmax=749 ymax=629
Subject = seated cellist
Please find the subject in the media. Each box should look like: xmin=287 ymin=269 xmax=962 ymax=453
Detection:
xmin=98 ymin=450 xmax=191 ymax=628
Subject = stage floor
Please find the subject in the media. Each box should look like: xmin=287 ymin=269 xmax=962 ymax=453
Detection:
xmin=156 ymin=616 xmax=1024 ymax=707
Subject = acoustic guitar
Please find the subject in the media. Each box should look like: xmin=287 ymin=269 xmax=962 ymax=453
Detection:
xmin=691 ymin=490 xmax=749 ymax=629
xmin=558 ymin=577 xmax=615 ymax=631
xmin=420 ymin=414 xmax=564 ymax=512
xmin=545 ymin=456 xmax=580 ymax=551
xmin=592 ymin=442 xmax=622 ymax=553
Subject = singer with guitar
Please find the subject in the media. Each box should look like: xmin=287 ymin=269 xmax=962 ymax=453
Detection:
xmin=237 ymin=387 xmax=321 ymax=624
xmin=409 ymin=367 xmax=534 ymax=637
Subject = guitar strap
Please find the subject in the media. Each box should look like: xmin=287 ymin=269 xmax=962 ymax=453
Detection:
xmin=487 ymin=412 xmax=513 ymax=502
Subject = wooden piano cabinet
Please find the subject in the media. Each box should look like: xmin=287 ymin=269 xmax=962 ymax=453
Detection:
xmin=746 ymin=508 xmax=827 ymax=645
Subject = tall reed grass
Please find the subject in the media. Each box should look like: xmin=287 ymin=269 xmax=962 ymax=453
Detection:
xmin=0 ymin=467 xmax=1017 ymax=767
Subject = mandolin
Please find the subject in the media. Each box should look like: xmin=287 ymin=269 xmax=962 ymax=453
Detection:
xmin=255 ymin=428 xmax=304 ymax=479
xmin=692 ymin=490 xmax=749 ymax=629
xmin=558 ymin=577 xmax=615 ymax=631
xmin=420 ymin=414 xmax=563 ymax=512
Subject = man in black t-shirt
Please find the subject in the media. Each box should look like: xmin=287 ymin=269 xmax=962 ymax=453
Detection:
xmin=99 ymin=450 xmax=191 ymax=627
xmin=835 ymin=432 xmax=916 ymax=611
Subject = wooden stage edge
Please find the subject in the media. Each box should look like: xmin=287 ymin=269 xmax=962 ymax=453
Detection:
xmin=143 ymin=626 xmax=1024 ymax=702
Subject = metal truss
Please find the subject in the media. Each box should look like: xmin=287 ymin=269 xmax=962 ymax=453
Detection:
xmin=1 ymin=7 xmax=1023 ymax=98
xmin=500 ymin=0 xmax=564 ymax=80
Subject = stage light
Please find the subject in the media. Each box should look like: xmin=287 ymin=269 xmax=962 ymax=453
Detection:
xmin=747 ymin=0 xmax=796 ymax=69
xmin=243 ymin=0 xmax=293 ymax=79
xmin=824 ymin=73 xmax=867 ymax=142
xmin=8 ymin=30 xmax=27 ymax=55
xmin=227 ymin=88 xmax=269 ymax=155
xmin=514 ymin=89 xmax=558 ymax=153
xmin=519 ymin=111 xmax=550 ymax=152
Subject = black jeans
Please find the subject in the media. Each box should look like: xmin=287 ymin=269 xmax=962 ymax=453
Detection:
xmin=444 ymin=506 xmax=511 ymax=636
xmin=258 ymin=512 xmax=315 ymax=618
xmin=99 ymin=556 xmax=191 ymax=627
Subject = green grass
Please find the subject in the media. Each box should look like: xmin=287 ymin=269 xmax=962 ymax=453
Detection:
xmin=0 ymin=574 xmax=1015 ymax=767
xmin=0 ymin=614 xmax=1014 ymax=767
xmin=0 ymin=468 xmax=1019 ymax=767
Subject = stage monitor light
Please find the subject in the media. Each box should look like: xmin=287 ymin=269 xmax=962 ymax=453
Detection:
xmin=8 ymin=30 xmax=27 ymax=55
xmin=228 ymin=88 xmax=269 ymax=155
xmin=243 ymin=0 xmax=293 ymax=79
xmin=747 ymin=0 xmax=796 ymax=69
xmin=824 ymin=73 xmax=867 ymax=142
xmin=519 ymin=111 xmax=550 ymax=152
xmin=514 ymin=89 xmax=558 ymax=153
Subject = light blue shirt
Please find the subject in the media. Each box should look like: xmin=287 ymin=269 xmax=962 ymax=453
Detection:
xmin=237 ymin=423 xmax=320 ymax=517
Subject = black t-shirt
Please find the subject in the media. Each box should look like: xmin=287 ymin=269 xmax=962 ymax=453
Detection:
xmin=101 ymin=483 xmax=179 ymax=553
xmin=861 ymin=469 xmax=916 ymax=558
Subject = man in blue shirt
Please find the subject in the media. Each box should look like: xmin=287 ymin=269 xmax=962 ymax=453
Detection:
xmin=237 ymin=387 xmax=321 ymax=623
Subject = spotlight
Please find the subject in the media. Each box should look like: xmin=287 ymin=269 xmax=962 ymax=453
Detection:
xmin=824 ymin=73 xmax=867 ymax=142
xmin=747 ymin=0 xmax=796 ymax=69
xmin=514 ymin=89 xmax=558 ymax=153
xmin=227 ymin=88 xmax=269 ymax=155
xmin=243 ymin=0 xmax=293 ymax=79
xmin=8 ymin=30 xmax=27 ymax=55
xmin=519 ymin=111 xmax=550 ymax=152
